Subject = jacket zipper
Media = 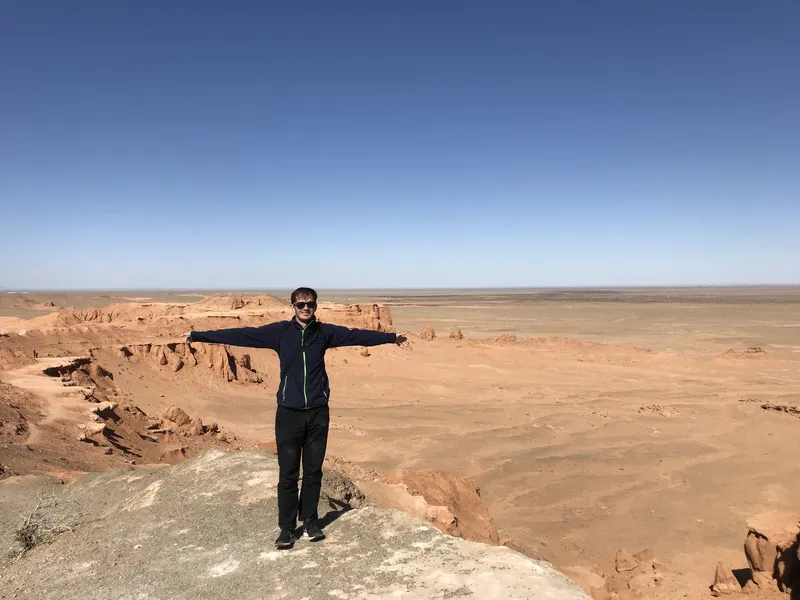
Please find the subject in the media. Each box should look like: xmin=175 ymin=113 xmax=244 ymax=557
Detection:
xmin=301 ymin=328 xmax=308 ymax=409
xmin=282 ymin=375 xmax=288 ymax=404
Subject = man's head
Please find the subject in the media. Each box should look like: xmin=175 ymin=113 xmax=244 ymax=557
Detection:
xmin=291 ymin=287 xmax=318 ymax=324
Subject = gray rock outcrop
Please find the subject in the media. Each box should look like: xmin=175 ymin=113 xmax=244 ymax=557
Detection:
xmin=0 ymin=450 xmax=589 ymax=599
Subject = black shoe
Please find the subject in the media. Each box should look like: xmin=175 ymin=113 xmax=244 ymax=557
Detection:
xmin=303 ymin=518 xmax=325 ymax=542
xmin=275 ymin=528 xmax=295 ymax=550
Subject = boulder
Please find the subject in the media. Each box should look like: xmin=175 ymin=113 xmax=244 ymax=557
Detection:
xmin=78 ymin=422 xmax=108 ymax=441
xmin=614 ymin=549 xmax=638 ymax=573
xmin=187 ymin=418 xmax=205 ymax=436
xmin=710 ymin=562 xmax=740 ymax=596
xmin=744 ymin=512 xmax=800 ymax=593
xmin=744 ymin=512 xmax=799 ymax=571
xmin=419 ymin=326 xmax=436 ymax=341
xmin=449 ymin=328 xmax=464 ymax=340
xmin=83 ymin=422 xmax=107 ymax=437
xmin=163 ymin=406 xmax=191 ymax=427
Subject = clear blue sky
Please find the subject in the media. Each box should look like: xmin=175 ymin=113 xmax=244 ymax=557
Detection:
xmin=1 ymin=1 xmax=798 ymax=290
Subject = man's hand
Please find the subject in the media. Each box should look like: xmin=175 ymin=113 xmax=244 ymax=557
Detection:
xmin=395 ymin=334 xmax=410 ymax=349
xmin=182 ymin=331 xmax=193 ymax=343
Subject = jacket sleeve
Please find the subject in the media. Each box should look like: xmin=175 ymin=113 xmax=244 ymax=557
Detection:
xmin=323 ymin=324 xmax=397 ymax=348
xmin=189 ymin=321 xmax=287 ymax=350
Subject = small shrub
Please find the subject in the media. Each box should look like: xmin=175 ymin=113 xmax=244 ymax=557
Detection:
xmin=11 ymin=494 xmax=73 ymax=559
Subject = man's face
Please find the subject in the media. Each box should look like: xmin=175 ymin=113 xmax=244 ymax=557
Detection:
xmin=292 ymin=295 xmax=317 ymax=323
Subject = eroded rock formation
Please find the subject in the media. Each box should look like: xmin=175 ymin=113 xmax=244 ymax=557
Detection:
xmin=117 ymin=342 xmax=262 ymax=383
xmin=420 ymin=326 xmax=436 ymax=341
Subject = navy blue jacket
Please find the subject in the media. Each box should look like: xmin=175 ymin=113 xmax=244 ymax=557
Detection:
xmin=189 ymin=317 xmax=396 ymax=410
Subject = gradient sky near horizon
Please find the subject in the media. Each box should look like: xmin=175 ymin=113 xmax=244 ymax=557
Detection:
xmin=1 ymin=1 xmax=798 ymax=290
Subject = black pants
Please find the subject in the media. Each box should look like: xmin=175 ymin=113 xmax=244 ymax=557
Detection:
xmin=275 ymin=404 xmax=329 ymax=529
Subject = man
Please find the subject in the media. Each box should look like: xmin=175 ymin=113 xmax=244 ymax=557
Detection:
xmin=186 ymin=287 xmax=408 ymax=550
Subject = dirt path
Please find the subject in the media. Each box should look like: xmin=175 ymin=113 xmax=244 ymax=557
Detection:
xmin=2 ymin=357 xmax=94 ymax=444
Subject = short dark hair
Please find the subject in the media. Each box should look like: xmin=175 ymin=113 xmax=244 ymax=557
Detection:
xmin=291 ymin=287 xmax=318 ymax=304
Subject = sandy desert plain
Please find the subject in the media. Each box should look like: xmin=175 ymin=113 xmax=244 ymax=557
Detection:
xmin=1 ymin=286 xmax=799 ymax=599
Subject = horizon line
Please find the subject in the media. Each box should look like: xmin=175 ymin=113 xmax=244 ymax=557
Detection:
xmin=3 ymin=283 xmax=800 ymax=293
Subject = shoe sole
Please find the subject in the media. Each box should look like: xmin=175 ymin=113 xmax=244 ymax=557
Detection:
xmin=303 ymin=532 xmax=326 ymax=542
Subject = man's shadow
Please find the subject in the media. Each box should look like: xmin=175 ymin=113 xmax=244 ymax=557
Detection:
xmin=319 ymin=498 xmax=353 ymax=527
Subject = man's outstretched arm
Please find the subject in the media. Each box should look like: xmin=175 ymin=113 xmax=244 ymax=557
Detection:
xmin=323 ymin=324 xmax=408 ymax=348
xmin=187 ymin=321 xmax=287 ymax=350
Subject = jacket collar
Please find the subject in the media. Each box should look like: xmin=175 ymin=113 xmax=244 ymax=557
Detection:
xmin=291 ymin=315 xmax=319 ymax=331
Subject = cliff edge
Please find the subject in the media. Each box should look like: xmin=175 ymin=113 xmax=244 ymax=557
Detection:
xmin=0 ymin=449 xmax=588 ymax=600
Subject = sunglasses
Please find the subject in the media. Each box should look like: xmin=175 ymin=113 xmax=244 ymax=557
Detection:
xmin=294 ymin=301 xmax=317 ymax=310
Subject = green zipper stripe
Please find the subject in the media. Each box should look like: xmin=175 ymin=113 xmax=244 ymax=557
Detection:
xmin=301 ymin=328 xmax=308 ymax=408
xmin=282 ymin=375 xmax=288 ymax=403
